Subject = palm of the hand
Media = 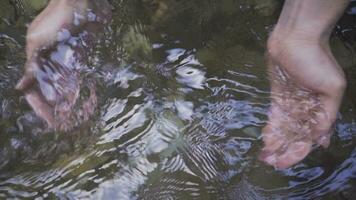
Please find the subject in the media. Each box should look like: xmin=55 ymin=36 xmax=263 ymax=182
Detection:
xmin=16 ymin=0 xmax=110 ymax=131
xmin=260 ymin=41 xmax=346 ymax=169
xmin=18 ymin=42 xmax=98 ymax=131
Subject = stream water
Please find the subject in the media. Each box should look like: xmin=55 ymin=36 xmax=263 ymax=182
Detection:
xmin=0 ymin=0 xmax=355 ymax=199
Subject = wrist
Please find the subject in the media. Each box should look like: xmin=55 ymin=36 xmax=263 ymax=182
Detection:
xmin=272 ymin=25 xmax=330 ymax=45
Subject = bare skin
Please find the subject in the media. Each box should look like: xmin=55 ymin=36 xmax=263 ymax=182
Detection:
xmin=260 ymin=0 xmax=349 ymax=169
xmin=16 ymin=0 xmax=111 ymax=131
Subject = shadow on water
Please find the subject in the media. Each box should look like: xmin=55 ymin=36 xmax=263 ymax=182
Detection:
xmin=0 ymin=0 xmax=355 ymax=199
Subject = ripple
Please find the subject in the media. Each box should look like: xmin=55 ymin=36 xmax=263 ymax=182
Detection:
xmin=283 ymin=149 xmax=356 ymax=199
xmin=198 ymin=100 xmax=267 ymax=136
xmin=138 ymin=173 xmax=204 ymax=200
xmin=1 ymin=0 xmax=355 ymax=199
xmin=176 ymin=66 xmax=206 ymax=90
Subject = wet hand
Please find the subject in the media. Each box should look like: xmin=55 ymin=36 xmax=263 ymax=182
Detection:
xmin=16 ymin=0 xmax=111 ymax=131
xmin=259 ymin=37 xmax=346 ymax=169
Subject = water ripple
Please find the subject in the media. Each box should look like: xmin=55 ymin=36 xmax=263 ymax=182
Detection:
xmin=0 ymin=1 xmax=355 ymax=199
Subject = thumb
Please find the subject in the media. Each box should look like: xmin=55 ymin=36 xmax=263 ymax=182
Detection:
xmin=16 ymin=61 xmax=38 ymax=91
xmin=16 ymin=72 xmax=35 ymax=91
xmin=313 ymin=91 xmax=344 ymax=148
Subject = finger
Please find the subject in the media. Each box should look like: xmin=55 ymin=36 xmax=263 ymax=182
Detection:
xmin=24 ymin=88 xmax=56 ymax=129
xmin=16 ymin=61 xmax=39 ymax=91
xmin=275 ymin=140 xmax=312 ymax=169
xmin=259 ymin=150 xmax=278 ymax=167
xmin=16 ymin=74 xmax=36 ymax=91
xmin=312 ymin=91 xmax=344 ymax=148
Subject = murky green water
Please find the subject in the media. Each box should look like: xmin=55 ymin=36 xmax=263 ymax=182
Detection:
xmin=1 ymin=0 xmax=355 ymax=199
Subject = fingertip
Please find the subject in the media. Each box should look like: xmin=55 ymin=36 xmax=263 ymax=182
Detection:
xmin=275 ymin=141 xmax=312 ymax=169
xmin=312 ymin=120 xmax=334 ymax=148
xmin=259 ymin=150 xmax=277 ymax=167
xmin=16 ymin=77 xmax=26 ymax=91
xmin=319 ymin=134 xmax=331 ymax=148
xmin=24 ymin=88 xmax=56 ymax=129
xmin=16 ymin=74 xmax=35 ymax=91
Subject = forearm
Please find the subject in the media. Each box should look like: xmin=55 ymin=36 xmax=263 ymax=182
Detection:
xmin=273 ymin=0 xmax=349 ymax=42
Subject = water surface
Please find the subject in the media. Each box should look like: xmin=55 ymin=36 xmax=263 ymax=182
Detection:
xmin=0 ymin=0 xmax=355 ymax=199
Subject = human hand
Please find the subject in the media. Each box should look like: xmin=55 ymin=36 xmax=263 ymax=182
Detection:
xmin=259 ymin=36 xmax=346 ymax=169
xmin=16 ymin=0 xmax=111 ymax=131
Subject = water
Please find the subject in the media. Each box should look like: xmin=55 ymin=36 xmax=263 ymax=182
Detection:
xmin=0 ymin=0 xmax=355 ymax=199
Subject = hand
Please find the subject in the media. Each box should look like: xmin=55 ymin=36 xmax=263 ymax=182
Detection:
xmin=16 ymin=0 xmax=111 ymax=131
xmin=259 ymin=36 xmax=346 ymax=169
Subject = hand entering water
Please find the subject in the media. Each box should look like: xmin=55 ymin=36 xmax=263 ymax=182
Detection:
xmin=260 ymin=37 xmax=346 ymax=169
xmin=16 ymin=0 xmax=111 ymax=131
xmin=259 ymin=0 xmax=349 ymax=169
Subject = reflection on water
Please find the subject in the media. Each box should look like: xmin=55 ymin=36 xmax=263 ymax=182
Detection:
xmin=0 ymin=0 xmax=355 ymax=199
